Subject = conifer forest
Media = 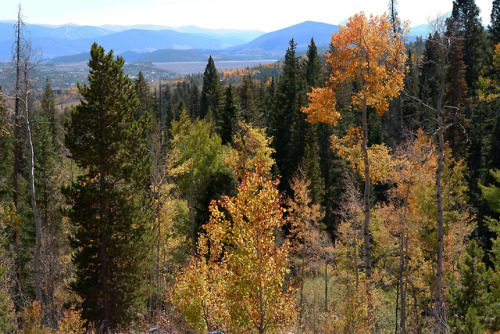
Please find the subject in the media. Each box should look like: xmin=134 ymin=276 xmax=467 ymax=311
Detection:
xmin=1 ymin=0 xmax=500 ymax=333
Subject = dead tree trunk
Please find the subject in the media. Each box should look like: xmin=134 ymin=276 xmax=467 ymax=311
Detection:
xmin=361 ymin=99 xmax=372 ymax=280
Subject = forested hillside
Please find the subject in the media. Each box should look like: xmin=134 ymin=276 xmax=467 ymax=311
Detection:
xmin=1 ymin=0 xmax=500 ymax=333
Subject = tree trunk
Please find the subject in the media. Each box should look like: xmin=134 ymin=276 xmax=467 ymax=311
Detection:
xmin=361 ymin=100 xmax=372 ymax=280
xmin=24 ymin=93 xmax=43 ymax=307
xmin=434 ymin=47 xmax=447 ymax=334
xmin=324 ymin=260 xmax=328 ymax=312
xmin=189 ymin=173 xmax=197 ymax=255
xmin=299 ymin=256 xmax=304 ymax=330
xmin=99 ymin=124 xmax=110 ymax=333
xmin=13 ymin=6 xmax=22 ymax=212
xmin=434 ymin=120 xmax=445 ymax=333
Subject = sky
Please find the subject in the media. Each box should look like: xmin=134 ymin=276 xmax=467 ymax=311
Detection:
xmin=1 ymin=0 xmax=494 ymax=32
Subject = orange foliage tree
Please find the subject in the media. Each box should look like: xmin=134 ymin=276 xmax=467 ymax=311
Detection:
xmin=302 ymin=12 xmax=407 ymax=279
xmin=225 ymin=121 xmax=275 ymax=180
xmin=371 ymin=132 xmax=473 ymax=332
xmin=286 ymin=168 xmax=328 ymax=330
xmin=172 ymin=165 xmax=297 ymax=333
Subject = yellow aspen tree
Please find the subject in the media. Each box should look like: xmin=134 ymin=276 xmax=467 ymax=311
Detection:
xmin=371 ymin=132 xmax=473 ymax=332
xmin=286 ymin=168 xmax=328 ymax=331
xmin=302 ymin=12 xmax=407 ymax=279
xmin=225 ymin=121 xmax=275 ymax=180
xmin=172 ymin=165 xmax=297 ymax=333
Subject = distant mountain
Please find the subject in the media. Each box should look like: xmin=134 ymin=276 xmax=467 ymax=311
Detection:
xmin=30 ymin=25 xmax=112 ymax=40
xmin=92 ymin=29 xmax=228 ymax=53
xmin=0 ymin=21 xmax=265 ymax=59
xmin=0 ymin=20 xmax=439 ymax=64
xmin=47 ymin=52 xmax=93 ymax=64
xmin=409 ymin=24 xmax=431 ymax=38
xmin=225 ymin=21 xmax=339 ymax=58
xmin=175 ymin=26 xmax=263 ymax=46
xmin=131 ymin=49 xmax=209 ymax=62
xmin=113 ymin=21 xmax=340 ymax=63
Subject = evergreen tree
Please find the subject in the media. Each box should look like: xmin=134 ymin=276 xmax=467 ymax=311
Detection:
xmin=271 ymin=39 xmax=302 ymax=185
xmin=489 ymin=230 xmax=500 ymax=331
xmin=302 ymin=126 xmax=325 ymax=206
xmin=0 ymin=86 xmax=13 ymax=202
xmin=444 ymin=36 xmax=469 ymax=157
xmin=238 ymin=74 xmax=258 ymax=123
xmin=34 ymin=79 xmax=67 ymax=325
xmin=200 ymin=56 xmax=223 ymax=122
xmin=134 ymin=71 xmax=154 ymax=124
xmin=447 ymin=0 xmax=487 ymax=90
xmin=419 ymin=33 xmax=441 ymax=131
xmin=0 ymin=205 xmax=15 ymax=333
xmin=189 ymin=78 xmax=200 ymax=119
xmin=220 ymin=84 xmax=239 ymax=145
xmin=162 ymin=83 xmax=175 ymax=138
xmin=480 ymin=169 xmax=500 ymax=330
xmin=169 ymin=111 xmax=232 ymax=255
xmin=447 ymin=240 xmax=490 ymax=333
xmin=304 ymin=38 xmax=322 ymax=89
xmin=63 ymin=43 xmax=151 ymax=332
xmin=489 ymin=0 xmax=500 ymax=46
xmin=401 ymin=48 xmax=421 ymax=133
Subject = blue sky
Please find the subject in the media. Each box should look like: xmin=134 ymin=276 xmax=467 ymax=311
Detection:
xmin=2 ymin=0 xmax=494 ymax=32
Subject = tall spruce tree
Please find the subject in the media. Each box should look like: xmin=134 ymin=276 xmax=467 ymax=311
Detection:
xmin=444 ymin=36 xmax=469 ymax=158
xmin=0 ymin=86 xmax=13 ymax=203
xmin=419 ymin=33 xmax=442 ymax=130
xmin=220 ymin=84 xmax=239 ymax=145
xmin=271 ymin=39 xmax=301 ymax=185
xmin=189 ymin=78 xmax=201 ymax=119
xmin=447 ymin=240 xmax=490 ymax=332
xmin=304 ymin=38 xmax=322 ymax=89
xmin=63 ymin=43 xmax=151 ymax=332
xmin=200 ymin=56 xmax=223 ymax=123
xmin=447 ymin=0 xmax=487 ymax=90
xmin=238 ymin=74 xmax=258 ymax=123
xmin=302 ymin=38 xmax=325 ymax=206
xmin=34 ymin=79 xmax=67 ymax=325
xmin=489 ymin=0 xmax=500 ymax=46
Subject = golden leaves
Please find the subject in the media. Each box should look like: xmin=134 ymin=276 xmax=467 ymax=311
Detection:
xmin=478 ymin=43 xmax=500 ymax=103
xmin=302 ymin=12 xmax=407 ymax=122
xmin=331 ymin=126 xmax=394 ymax=184
xmin=172 ymin=166 xmax=297 ymax=333
xmin=225 ymin=121 xmax=275 ymax=180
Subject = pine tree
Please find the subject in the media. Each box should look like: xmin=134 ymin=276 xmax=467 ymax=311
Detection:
xmin=401 ymin=48 xmax=421 ymax=133
xmin=169 ymin=111 xmax=231 ymax=255
xmin=238 ymin=74 xmax=258 ymax=123
xmin=444 ymin=36 xmax=469 ymax=157
xmin=200 ymin=56 xmax=223 ymax=122
xmin=447 ymin=0 xmax=487 ymax=90
xmin=219 ymin=84 xmax=239 ymax=145
xmin=271 ymin=39 xmax=302 ymax=185
xmin=304 ymin=38 xmax=322 ymax=89
xmin=34 ymin=79 xmax=67 ymax=325
xmin=419 ymin=33 xmax=441 ymax=130
xmin=63 ymin=43 xmax=151 ymax=332
xmin=489 ymin=0 xmax=500 ymax=46
xmin=0 ymin=86 xmax=13 ymax=203
xmin=302 ymin=126 xmax=325 ymax=206
xmin=189 ymin=78 xmax=200 ymax=119
xmin=447 ymin=240 xmax=490 ymax=332
xmin=134 ymin=71 xmax=154 ymax=124
xmin=479 ymin=169 xmax=500 ymax=330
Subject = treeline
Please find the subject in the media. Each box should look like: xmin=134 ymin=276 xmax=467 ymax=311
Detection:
xmin=1 ymin=0 xmax=500 ymax=333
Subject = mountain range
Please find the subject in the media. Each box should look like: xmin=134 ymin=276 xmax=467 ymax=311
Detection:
xmin=0 ymin=20 xmax=432 ymax=63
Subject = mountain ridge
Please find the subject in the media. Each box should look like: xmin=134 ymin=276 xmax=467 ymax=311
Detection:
xmin=0 ymin=20 xmax=435 ymax=63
